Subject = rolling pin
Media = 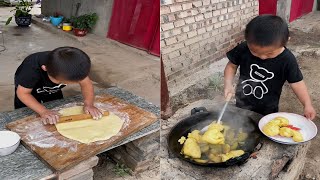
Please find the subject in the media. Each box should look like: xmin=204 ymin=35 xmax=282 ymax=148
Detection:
xmin=58 ymin=111 xmax=109 ymax=123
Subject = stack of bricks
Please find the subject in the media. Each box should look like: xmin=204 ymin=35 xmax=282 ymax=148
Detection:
xmin=107 ymin=131 xmax=160 ymax=173
xmin=57 ymin=156 xmax=99 ymax=180
xmin=160 ymin=0 xmax=259 ymax=96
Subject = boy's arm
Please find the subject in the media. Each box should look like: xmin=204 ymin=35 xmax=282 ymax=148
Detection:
xmin=16 ymin=85 xmax=59 ymax=124
xmin=79 ymin=76 xmax=102 ymax=119
xmin=224 ymin=61 xmax=238 ymax=98
xmin=290 ymin=81 xmax=316 ymax=120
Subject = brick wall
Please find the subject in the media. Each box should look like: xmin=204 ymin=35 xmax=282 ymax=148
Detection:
xmin=160 ymin=0 xmax=259 ymax=97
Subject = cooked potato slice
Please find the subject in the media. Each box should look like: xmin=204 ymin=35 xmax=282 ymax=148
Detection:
xmin=209 ymin=153 xmax=222 ymax=163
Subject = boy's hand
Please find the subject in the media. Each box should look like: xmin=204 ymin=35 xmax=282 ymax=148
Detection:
xmin=224 ymin=61 xmax=237 ymax=99
xmin=84 ymin=105 xmax=102 ymax=120
xmin=304 ymin=104 xmax=316 ymax=120
xmin=40 ymin=110 xmax=60 ymax=125
xmin=290 ymin=81 xmax=316 ymax=120
xmin=224 ymin=84 xmax=235 ymax=99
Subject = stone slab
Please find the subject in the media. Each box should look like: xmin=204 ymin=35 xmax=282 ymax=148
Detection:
xmin=58 ymin=156 xmax=98 ymax=179
xmin=131 ymin=131 xmax=160 ymax=147
xmin=108 ymin=145 xmax=158 ymax=172
xmin=66 ymin=169 xmax=93 ymax=180
xmin=136 ymin=156 xmax=160 ymax=173
xmin=125 ymin=140 xmax=159 ymax=161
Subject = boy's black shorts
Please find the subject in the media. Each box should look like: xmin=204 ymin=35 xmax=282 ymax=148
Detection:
xmin=14 ymin=88 xmax=64 ymax=109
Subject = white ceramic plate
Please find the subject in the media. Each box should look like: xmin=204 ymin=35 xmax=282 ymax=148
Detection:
xmin=258 ymin=112 xmax=317 ymax=144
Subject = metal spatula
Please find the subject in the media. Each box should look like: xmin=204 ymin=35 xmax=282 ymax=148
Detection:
xmin=200 ymin=93 xmax=233 ymax=133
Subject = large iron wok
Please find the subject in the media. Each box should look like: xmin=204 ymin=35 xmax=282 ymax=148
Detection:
xmin=167 ymin=106 xmax=263 ymax=167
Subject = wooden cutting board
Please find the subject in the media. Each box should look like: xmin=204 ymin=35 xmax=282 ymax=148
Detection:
xmin=6 ymin=94 xmax=158 ymax=172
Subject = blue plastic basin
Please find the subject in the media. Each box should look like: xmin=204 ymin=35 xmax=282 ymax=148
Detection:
xmin=50 ymin=16 xmax=63 ymax=26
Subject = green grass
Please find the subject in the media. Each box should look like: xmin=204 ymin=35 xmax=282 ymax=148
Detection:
xmin=0 ymin=0 xmax=10 ymax=6
xmin=208 ymin=72 xmax=224 ymax=91
xmin=113 ymin=163 xmax=131 ymax=177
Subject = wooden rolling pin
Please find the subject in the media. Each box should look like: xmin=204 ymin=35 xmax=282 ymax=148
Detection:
xmin=58 ymin=111 xmax=109 ymax=123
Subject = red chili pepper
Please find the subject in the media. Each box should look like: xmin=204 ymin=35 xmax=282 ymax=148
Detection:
xmin=284 ymin=125 xmax=301 ymax=131
xmin=290 ymin=127 xmax=301 ymax=131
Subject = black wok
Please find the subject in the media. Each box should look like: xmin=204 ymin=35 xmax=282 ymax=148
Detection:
xmin=167 ymin=106 xmax=263 ymax=167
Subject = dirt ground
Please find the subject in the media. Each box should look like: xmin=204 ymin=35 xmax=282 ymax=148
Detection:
xmin=93 ymin=154 xmax=160 ymax=180
xmin=0 ymin=6 xmax=160 ymax=112
xmin=280 ymin=51 xmax=320 ymax=180
xmin=283 ymin=12 xmax=320 ymax=180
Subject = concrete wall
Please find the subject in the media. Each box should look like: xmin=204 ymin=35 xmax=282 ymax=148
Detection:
xmin=277 ymin=0 xmax=318 ymax=23
xmin=41 ymin=0 xmax=114 ymax=37
xmin=313 ymin=0 xmax=318 ymax=11
xmin=160 ymin=0 xmax=259 ymax=100
xmin=277 ymin=0 xmax=292 ymax=22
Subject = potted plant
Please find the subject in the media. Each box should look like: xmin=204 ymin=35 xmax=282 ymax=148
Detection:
xmin=62 ymin=18 xmax=72 ymax=31
xmin=50 ymin=12 xmax=64 ymax=26
xmin=5 ymin=0 xmax=33 ymax=27
xmin=71 ymin=13 xmax=98 ymax=37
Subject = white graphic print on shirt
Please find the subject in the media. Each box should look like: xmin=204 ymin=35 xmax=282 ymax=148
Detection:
xmin=241 ymin=64 xmax=274 ymax=99
xmin=36 ymin=84 xmax=66 ymax=94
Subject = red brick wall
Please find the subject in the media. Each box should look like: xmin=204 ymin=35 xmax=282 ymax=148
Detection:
xmin=160 ymin=0 xmax=258 ymax=97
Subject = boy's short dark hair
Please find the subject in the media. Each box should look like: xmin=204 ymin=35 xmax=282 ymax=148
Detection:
xmin=245 ymin=15 xmax=289 ymax=47
xmin=46 ymin=47 xmax=91 ymax=81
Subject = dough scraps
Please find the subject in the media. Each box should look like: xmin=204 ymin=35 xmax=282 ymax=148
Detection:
xmin=55 ymin=106 xmax=124 ymax=144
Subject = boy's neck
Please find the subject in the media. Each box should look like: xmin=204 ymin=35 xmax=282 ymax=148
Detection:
xmin=276 ymin=47 xmax=285 ymax=56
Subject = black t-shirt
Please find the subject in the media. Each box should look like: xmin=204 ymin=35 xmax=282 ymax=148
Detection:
xmin=226 ymin=42 xmax=303 ymax=115
xmin=15 ymin=51 xmax=66 ymax=96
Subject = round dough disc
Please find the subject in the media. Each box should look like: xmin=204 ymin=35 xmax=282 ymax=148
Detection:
xmin=55 ymin=106 xmax=124 ymax=144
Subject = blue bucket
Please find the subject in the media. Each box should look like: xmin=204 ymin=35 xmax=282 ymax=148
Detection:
xmin=50 ymin=16 xmax=64 ymax=26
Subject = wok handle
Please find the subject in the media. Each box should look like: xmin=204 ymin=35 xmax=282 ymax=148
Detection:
xmin=191 ymin=107 xmax=208 ymax=115
xmin=225 ymin=152 xmax=250 ymax=166
xmin=254 ymin=142 xmax=263 ymax=151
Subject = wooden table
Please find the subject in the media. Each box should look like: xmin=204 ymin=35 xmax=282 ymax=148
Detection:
xmin=0 ymin=87 xmax=160 ymax=180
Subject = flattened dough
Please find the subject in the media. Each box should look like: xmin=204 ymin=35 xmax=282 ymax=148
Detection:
xmin=55 ymin=106 xmax=124 ymax=144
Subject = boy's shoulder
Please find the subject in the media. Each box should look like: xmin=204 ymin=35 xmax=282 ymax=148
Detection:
xmin=275 ymin=47 xmax=297 ymax=64
xmin=229 ymin=41 xmax=251 ymax=56
xmin=226 ymin=41 xmax=250 ymax=65
xmin=17 ymin=51 xmax=51 ymax=72
xmin=22 ymin=51 xmax=51 ymax=65
xmin=233 ymin=41 xmax=249 ymax=51
xmin=282 ymin=48 xmax=296 ymax=59
xmin=25 ymin=51 xmax=50 ymax=60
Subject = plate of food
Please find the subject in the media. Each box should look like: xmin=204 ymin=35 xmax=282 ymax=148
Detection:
xmin=258 ymin=112 xmax=317 ymax=144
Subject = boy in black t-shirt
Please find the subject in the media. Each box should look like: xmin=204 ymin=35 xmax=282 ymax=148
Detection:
xmin=224 ymin=15 xmax=316 ymax=119
xmin=15 ymin=47 xmax=102 ymax=124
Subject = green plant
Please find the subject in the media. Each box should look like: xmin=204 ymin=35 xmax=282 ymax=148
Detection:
xmin=5 ymin=0 xmax=32 ymax=25
xmin=112 ymin=163 xmax=130 ymax=177
xmin=208 ymin=72 xmax=224 ymax=91
xmin=63 ymin=18 xmax=71 ymax=23
xmin=71 ymin=13 xmax=98 ymax=30
xmin=0 ymin=0 xmax=10 ymax=6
